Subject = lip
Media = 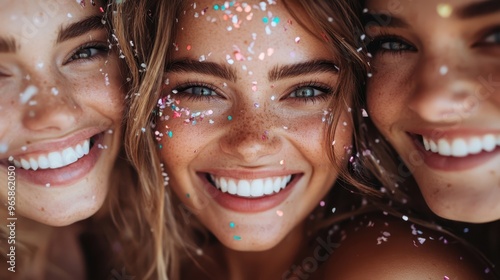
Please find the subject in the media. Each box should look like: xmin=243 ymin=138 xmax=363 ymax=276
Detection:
xmin=197 ymin=170 xmax=303 ymax=213
xmin=407 ymin=132 xmax=500 ymax=171
xmin=0 ymin=131 xmax=109 ymax=187
xmin=0 ymin=127 xmax=108 ymax=159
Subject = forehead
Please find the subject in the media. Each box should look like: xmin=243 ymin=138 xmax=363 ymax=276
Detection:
xmin=0 ymin=0 xmax=102 ymax=38
xmin=174 ymin=0 xmax=334 ymax=63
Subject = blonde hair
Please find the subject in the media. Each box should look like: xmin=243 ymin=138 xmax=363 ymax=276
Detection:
xmin=111 ymin=0 xmax=187 ymax=279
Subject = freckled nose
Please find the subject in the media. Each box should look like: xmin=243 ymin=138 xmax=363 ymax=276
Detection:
xmin=219 ymin=109 xmax=282 ymax=163
xmin=21 ymin=81 xmax=81 ymax=132
xmin=409 ymin=57 xmax=480 ymax=124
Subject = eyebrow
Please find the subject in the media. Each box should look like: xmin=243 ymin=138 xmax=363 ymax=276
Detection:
xmin=166 ymin=59 xmax=238 ymax=82
xmin=268 ymin=60 xmax=339 ymax=82
xmin=363 ymin=13 xmax=409 ymax=28
xmin=57 ymin=15 xmax=106 ymax=43
xmin=0 ymin=36 xmax=17 ymax=53
xmin=456 ymin=0 xmax=500 ymax=18
xmin=166 ymin=59 xmax=339 ymax=82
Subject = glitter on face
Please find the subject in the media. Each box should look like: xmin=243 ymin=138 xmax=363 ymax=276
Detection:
xmin=227 ymin=115 xmax=233 ymax=121
xmin=19 ymin=85 xmax=38 ymax=104
xmin=439 ymin=65 xmax=448 ymax=75
xmin=233 ymin=235 xmax=242 ymax=241
xmin=436 ymin=4 xmax=453 ymax=18
xmin=229 ymin=222 xmax=235 ymax=228
xmin=276 ymin=210 xmax=283 ymax=216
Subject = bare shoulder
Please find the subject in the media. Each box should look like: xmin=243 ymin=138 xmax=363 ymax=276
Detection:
xmin=323 ymin=211 xmax=496 ymax=279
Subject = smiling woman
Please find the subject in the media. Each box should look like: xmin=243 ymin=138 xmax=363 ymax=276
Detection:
xmin=0 ymin=0 xmax=163 ymax=279
xmin=362 ymin=0 xmax=500 ymax=223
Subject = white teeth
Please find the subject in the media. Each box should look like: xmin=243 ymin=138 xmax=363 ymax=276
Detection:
xmin=48 ymin=151 xmax=64 ymax=169
xmin=422 ymin=134 xmax=500 ymax=157
xmin=450 ymin=139 xmax=467 ymax=157
xmin=483 ymin=134 xmax=496 ymax=152
xmin=468 ymin=137 xmax=482 ymax=154
xmin=29 ymin=158 xmax=39 ymax=171
xmin=10 ymin=138 xmax=92 ymax=171
xmin=236 ymin=180 xmax=251 ymax=197
xmin=437 ymin=139 xmax=451 ymax=156
xmin=211 ymin=175 xmax=293 ymax=198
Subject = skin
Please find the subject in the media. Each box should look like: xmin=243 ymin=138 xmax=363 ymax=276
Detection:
xmin=0 ymin=0 xmax=123 ymax=227
xmin=364 ymin=0 xmax=500 ymax=223
xmin=158 ymin=0 xmax=351 ymax=278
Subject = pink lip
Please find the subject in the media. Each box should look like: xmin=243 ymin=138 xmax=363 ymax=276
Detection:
xmin=197 ymin=172 xmax=302 ymax=213
xmin=408 ymin=133 xmax=500 ymax=172
xmin=0 ymin=132 xmax=106 ymax=187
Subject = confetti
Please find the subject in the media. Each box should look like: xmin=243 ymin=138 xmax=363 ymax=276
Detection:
xmin=233 ymin=235 xmax=242 ymax=241
xmin=229 ymin=222 xmax=235 ymax=228
xmin=295 ymin=37 xmax=300 ymax=43
xmin=276 ymin=210 xmax=283 ymax=216
xmin=19 ymin=85 xmax=38 ymax=104
xmin=436 ymin=4 xmax=453 ymax=18
xmin=227 ymin=115 xmax=233 ymax=121
xmin=319 ymin=201 xmax=325 ymax=207
xmin=439 ymin=65 xmax=448 ymax=75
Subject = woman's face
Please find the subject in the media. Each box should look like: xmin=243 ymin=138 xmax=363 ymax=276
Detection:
xmin=365 ymin=0 xmax=500 ymax=222
xmin=0 ymin=0 xmax=124 ymax=226
xmin=159 ymin=0 xmax=351 ymax=250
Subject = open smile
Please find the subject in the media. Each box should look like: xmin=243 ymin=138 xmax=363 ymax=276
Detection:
xmin=409 ymin=132 xmax=500 ymax=171
xmin=0 ymin=131 xmax=109 ymax=186
xmin=208 ymin=174 xmax=294 ymax=198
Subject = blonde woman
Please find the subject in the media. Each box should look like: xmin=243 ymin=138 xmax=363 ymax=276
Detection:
xmin=0 ymin=1 xmax=169 ymax=279
xmin=115 ymin=0 xmax=495 ymax=278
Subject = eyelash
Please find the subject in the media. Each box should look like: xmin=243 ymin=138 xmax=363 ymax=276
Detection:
xmin=66 ymin=41 xmax=110 ymax=64
xmin=171 ymin=81 xmax=334 ymax=103
xmin=286 ymin=82 xmax=334 ymax=104
xmin=173 ymin=82 xmax=221 ymax=102
xmin=476 ymin=26 xmax=500 ymax=46
xmin=367 ymin=34 xmax=416 ymax=55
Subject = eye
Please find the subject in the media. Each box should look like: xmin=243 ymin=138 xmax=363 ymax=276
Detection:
xmin=182 ymin=86 xmax=217 ymax=97
xmin=289 ymin=86 xmax=324 ymax=98
xmin=67 ymin=43 xmax=109 ymax=63
xmin=368 ymin=35 xmax=416 ymax=54
xmin=483 ymin=30 xmax=500 ymax=44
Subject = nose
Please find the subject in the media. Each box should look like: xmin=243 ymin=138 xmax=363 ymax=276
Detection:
xmin=408 ymin=51 xmax=480 ymax=124
xmin=21 ymin=76 xmax=81 ymax=133
xmin=219 ymin=104 xmax=283 ymax=164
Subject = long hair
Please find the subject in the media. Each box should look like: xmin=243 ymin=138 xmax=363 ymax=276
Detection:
xmin=111 ymin=0 xmax=187 ymax=279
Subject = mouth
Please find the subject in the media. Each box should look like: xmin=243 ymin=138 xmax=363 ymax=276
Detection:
xmin=413 ymin=133 xmax=500 ymax=157
xmin=8 ymin=134 xmax=101 ymax=171
xmin=207 ymin=173 xmax=295 ymax=198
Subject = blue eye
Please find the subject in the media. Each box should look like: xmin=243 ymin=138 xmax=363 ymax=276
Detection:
xmin=183 ymin=86 xmax=217 ymax=97
xmin=289 ymin=86 xmax=324 ymax=98
xmin=68 ymin=43 xmax=108 ymax=62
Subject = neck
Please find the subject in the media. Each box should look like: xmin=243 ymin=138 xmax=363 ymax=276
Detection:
xmin=221 ymin=222 xmax=306 ymax=280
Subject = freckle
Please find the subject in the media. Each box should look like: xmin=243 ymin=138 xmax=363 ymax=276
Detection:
xmin=41 ymin=207 xmax=45 ymax=212
xmin=446 ymin=184 xmax=451 ymax=188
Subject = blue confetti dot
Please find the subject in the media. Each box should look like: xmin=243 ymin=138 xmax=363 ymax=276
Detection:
xmin=229 ymin=222 xmax=235 ymax=228
xmin=272 ymin=17 xmax=280 ymax=23
xmin=262 ymin=17 xmax=269 ymax=24
xmin=227 ymin=116 xmax=233 ymax=121
xmin=233 ymin=235 xmax=241 ymax=241
xmin=168 ymin=131 xmax=173 ymax=138
xmin=213 ymin=4 xmax=219 ymax=10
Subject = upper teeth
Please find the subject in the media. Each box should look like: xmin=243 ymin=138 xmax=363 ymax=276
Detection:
xmin=422 ymin=134 xmax=500 ymax=157
xmin=210 ymin=175 xmax=293 ymax=198
xmin=10 ymin=139 xmax=90 ymax=170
